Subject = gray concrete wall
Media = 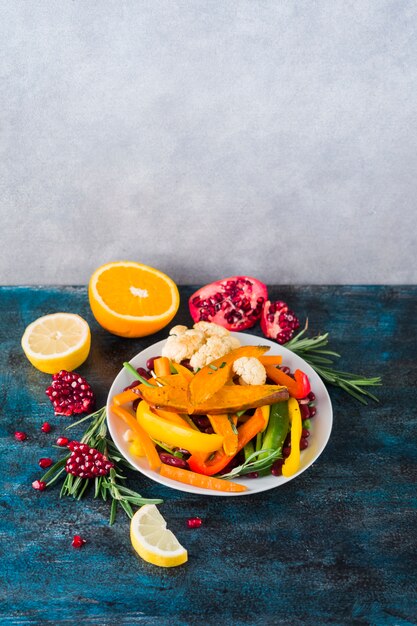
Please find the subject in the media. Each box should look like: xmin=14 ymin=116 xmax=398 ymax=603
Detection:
xmin=1 ymin=0 xmax=416 ymax=285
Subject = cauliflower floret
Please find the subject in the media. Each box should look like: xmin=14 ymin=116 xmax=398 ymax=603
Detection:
xmin=193 ymin=321 xmax=229 ymax=338
xmin=232 ymin=357 xmax=266 ymax=386
xmin=190 ymin=335 xmax=241 ymax=370
xmin=169 ymin=325 xmax=188 ymax=336
xmin=161 ymin=329 xmax=205 ymax=363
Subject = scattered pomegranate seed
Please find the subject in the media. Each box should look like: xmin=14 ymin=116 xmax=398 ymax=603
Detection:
xmin=301 ymin=428 xmax=310 ymax=438
xmin=45 ymin=370 xmax=95 ymax=416
xmin=300 ymin=438 xmax=309 ymax=450
xmin=187 ymin=517 xmax=202 ymax=529
xmin=56 ymin=437 xmax=69 ymax=446
xmin=309 ymin=406 xmax=317 ymax=418
xmin=14 ymin=431 xmax=28 ymax=441
xmin=72 ymin=535 xmax=86 ymax=548
xmin=41 ymin=422 xmax=52 ymax=433
xmin=32 ymin=480 xmax=47 ymax=491
xmin=38 ymin=458 xmax=53 ymax=469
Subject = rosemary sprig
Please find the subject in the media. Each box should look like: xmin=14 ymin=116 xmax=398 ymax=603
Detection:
xmin=40 ymin=406 xmax=162 ymax=524
xmin=220 ymin=448 xmax=282 ymax=479
xmin=284 ymin=322 xmax=382 ymax=404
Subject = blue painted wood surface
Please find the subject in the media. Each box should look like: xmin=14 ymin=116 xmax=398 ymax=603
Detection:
xmin=0 ymin=285 xmax=416 ymax=625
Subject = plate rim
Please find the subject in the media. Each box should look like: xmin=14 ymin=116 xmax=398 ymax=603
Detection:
xmin=106 ymin=331 xmax=333 ymax=497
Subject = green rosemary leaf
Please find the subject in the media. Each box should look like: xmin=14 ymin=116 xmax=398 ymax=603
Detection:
xmin=120 ymin=499 xmax=134 ymax=518
xmin=228 ymin=415 xmax=238 ymax=435
xmin=109 ymin=498 xmax=117 ymax=525
xmin=123 ymin=361 xmax=154 ymax=387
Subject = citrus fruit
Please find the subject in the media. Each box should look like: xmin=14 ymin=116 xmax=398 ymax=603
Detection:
xmin=130 ymin=504 xmax=188 ymax=567
xmin=21 ymin=313 xmax=91 ymax=374
xmin=88 ymin=261 xmax=180 ymax=338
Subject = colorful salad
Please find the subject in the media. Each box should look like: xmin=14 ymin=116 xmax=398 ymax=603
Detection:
xmin=110 ymin=323 xmax=316 ymax=494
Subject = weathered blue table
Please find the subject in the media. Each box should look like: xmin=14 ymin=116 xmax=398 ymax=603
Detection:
xmin=1 ymin=286 xmax=416 ymax=625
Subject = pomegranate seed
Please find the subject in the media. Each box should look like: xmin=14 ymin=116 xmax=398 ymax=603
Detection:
xmin=72 ymin=535 xmax=86 ymax=548
xmin=246 ymin=472 xmax=259 ymax=479
xmin=136 ymin=367 xmax=151 ymax=380
xmin=41 ymin=422 xmax=52 ymax=433
xmin=308 ymin=392 xmax=316 ymax=401
xmin=271 ymin=459 xmax=284 ymax=476
xmin=38 ymin=458 xmax=53 ymax=469
xmin=32 ymin=480 xmax=47 ymax=491
xmin=309 ymin=406 xmax=317 ymax=418
xmin=159 ymin=453 xmax=188 ymax=469
xmin=14 ymin=431 xmax=28 ymax=441
xmin=146 ymin=357 xmax=160 ymax=371
xmin=302 ymin=428 xmax=310 ymax=438
xmin=299 ymin=404 xmax=310 ymax=420
xmin=56 ymin=437 xmax=69 ymax=446
xmin=187 ymin=517 xmax=202 ymax=529
xmin=282 ymin=446 xmax=291 ymax=458
xmin=300 ymin=438 xmax=309 ymax=450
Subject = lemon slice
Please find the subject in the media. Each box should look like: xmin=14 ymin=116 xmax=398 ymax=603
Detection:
xmin=21 ymin=313 xmax=91 ymax=374
xmin=130 ymin=504 xmax=188 ymax=567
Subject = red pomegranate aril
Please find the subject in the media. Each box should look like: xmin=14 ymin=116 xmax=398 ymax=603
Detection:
xmin=194 ymin=416 xmax=210 ymax=429
xmin=32 ymin=480 xmax=47 ymax=491
xmin=14 ymin=431 xmax=28 ymax=441
xmin=45 ymin=370 xmax=95 ymax=416
xmin=300 ymin=438 xmax=309 ymax=450
xmin=308 ymin=392 xmax=316 ymax=401
xmin=41 ymin=422 xmax=52 ymax=433
xmin=56 ymin=436 xmax=69 ymax=446
xmin=204 ymin=426 xmax=214 ymax=434
xmin=72 ymin=535 xmax=86 ymax=548
xmin=246 ymin=472 xmax=259 ymax=479
xmin=309 ymin=406 xmax=317 ymax=418
xmin=38 ymin=458 xmax=53 ymax=469
xmin=123 ymin=380 xmax=140 ymax=391
xmin=299 ymin=404 xmax=310 ymax=420
xmin=187 ymin=517 xmax=202 ymax=529
xmin=280 ymin=366 xmax=291 ymax=375
xmin=301 ymin=428 xmax=310 ymax=438
xmin=146 ymin=357 xmax=160 ymax=371
xmin=282 ymin=446 xmax=291 ymax=458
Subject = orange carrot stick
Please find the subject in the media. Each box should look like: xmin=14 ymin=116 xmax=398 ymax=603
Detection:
xmin=159 ymin=464 xmax=247 ymax=492
xmin=154 ymin=357 xmax=171 ymax=377
xmin=112 ymin=388 xmax=141 ymax=406
xmin=111 ymin=404 xmax=161 ymax=471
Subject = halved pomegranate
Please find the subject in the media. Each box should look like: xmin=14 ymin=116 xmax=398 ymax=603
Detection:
xmin=189 ymin=276 xmax=268 ymax=331
xmin=260 ymin=300 xmax=300 ymax=344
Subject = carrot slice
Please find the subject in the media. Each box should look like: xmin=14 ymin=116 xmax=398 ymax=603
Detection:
xmin=154 ymin=357 xmax=171 ymax=377
xmin=111 ymin=404 xmax=161 ymax=470
xmin=112 ymin=388 xmax=141 ymax=406
xmin=188 ymin=407 xmax=266 ymax=476
xmin=259 ymin=355 xmax=283 ymax=366
xmin=207 ymin=414 xmax=238 ymax=456
xmin=159 ymin=464 xmax=247 ymax=492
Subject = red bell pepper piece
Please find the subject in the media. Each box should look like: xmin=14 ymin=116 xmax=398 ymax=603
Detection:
xmin=264 ymin=365 xmax=311 ymax=399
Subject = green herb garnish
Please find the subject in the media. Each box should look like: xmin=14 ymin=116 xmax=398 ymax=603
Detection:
xmin=220 ymin=448 xmax=282 ymax=479
xmin=285 ymin=322 xmax=382 ymax=404
xmin=40 ymin=407 xmax=162 ymax=524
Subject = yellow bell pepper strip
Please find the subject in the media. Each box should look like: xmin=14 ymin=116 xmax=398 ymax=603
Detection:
xmin=207 ymin=414 xmax=238 ymax=456
xmin=136 ymin=400 xmax=223 ymax=455
xmin=264 ymin=365 xmax=311 ymax=399
xmin=154 ymin=357 xmax=171 ymax=377
xmin=282 ymin=397 xmax=302 ymax=477
xmin=111 ymin=404 xmax=161 ymax=471
xmin=159 ymin=464 xmax=247 ymax=493
xmin=187 ymin=407 xmax=267 ymax=476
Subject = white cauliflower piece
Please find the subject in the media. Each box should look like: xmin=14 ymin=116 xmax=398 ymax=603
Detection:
xmin=233 ymin=357 xmax=266 ymax=386
xmin=190 ymin=335 xmax=241 ymax=370
xmin=169 ymin=325 xmax=188 ymax=336
xmin=193 ymin=321 xmax=229 ymax=338
xmin=161 ymin=329 xmax=205 ymax=363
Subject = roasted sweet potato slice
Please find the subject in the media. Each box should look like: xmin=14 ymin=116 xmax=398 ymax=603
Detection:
xmin=138 ymin=381 xmax=288 ymax=415
xmin=188 ymin=345 xmax=270 ymax=405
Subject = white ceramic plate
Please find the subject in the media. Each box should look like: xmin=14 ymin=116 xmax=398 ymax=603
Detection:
xmin=106 ymin=332 xmax=333 ymax=496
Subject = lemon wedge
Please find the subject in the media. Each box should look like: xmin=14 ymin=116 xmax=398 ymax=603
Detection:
xmin=21 ymin=312 xmax=91 ymax=374
xmin=130 ymin=504 xmax=188 ymax=567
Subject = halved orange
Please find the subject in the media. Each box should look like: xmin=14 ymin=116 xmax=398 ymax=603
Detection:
xmin=88 ymin=261 xmax=180 ymax=338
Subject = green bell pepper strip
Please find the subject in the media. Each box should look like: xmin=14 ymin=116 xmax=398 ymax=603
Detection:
xmin=259 ymin=401 xmax=289 ymax=460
